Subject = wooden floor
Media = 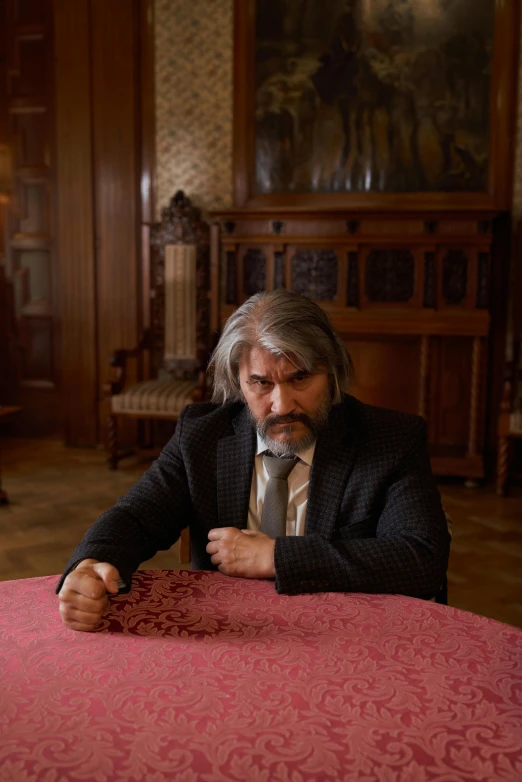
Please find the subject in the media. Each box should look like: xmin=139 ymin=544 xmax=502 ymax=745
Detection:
xmin=1 ymin=438 xmax=521 ymax=628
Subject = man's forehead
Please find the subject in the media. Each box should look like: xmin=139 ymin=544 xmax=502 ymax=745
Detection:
xmin=239 ymin=346 xmax=303 ymax=375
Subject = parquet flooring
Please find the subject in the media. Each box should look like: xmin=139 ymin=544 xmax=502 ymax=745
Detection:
xmin=1 ymin=438 xmax=521 ymax=628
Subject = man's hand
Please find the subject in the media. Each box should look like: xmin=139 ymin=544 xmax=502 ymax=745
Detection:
xmin=58 ymin=559 xmax=120 ymax=632
xmin=206 ymin=528 xmax=276 ymax=579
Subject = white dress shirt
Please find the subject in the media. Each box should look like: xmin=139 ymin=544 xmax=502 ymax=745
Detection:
xmin=247 ymin=433 xmax=315 ymax=536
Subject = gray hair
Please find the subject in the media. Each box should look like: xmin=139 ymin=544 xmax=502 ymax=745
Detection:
xmin=209 ymin=290 xmax=354 ymax=404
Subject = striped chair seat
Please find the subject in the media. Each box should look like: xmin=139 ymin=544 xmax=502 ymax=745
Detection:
xmin=510 ymin=410 xmax=522 ymax=434
xmin=110 ymin=378 xmax=199 ymax=417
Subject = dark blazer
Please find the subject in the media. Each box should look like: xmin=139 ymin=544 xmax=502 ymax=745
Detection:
xmin=58 ymin=396 xmax=450 ymax=598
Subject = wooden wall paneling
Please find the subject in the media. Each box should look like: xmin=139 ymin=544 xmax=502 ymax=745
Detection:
xmin=428 ymin=337 xmax=485 ymax=479
xmin=264 ymin=245 xmax=275 ymax=293
xmin=488 ymin=0 xmax=521 ymax=209
xmin=468 ymin=248 xmax=479 ymax=311
xmin=284 ymin=244 xmax=292 ymax=299
xmin=342 ymin=336 xmax=421 ymax=416
xmin=467 ymin=336 xmax=484 ymax=459
xmin=90 ymin=0 xmax=141 ymax=447
xmin=486 ymin=212 xmax=513 ymax=471
xmin=429 ymin=336 xmax=473 ymax=450
xmin=54 ymin=0 xmax=97 ymax=445
xmin=211 ymin=212 xmax=499 ymax=478
xmin=236 ymin=244 xmax=246 ymax=304
xmin=5 ymin=0 xmax=61 ymax=437
xmin=138 ymin=0 xmax=155 ymax=388
xmin=0 ymin=0 xmax=8 ymax=272
xmin=209 ymin=222 xmax=220 ymax=335
xmin=358 ymin=246 xmax=422 ymax=310
xmin=232 ymin=0 xmax=254 ymax=208
xmin=0 ymin=0 xmax=8 ymax=211
xmin=139 ymin=0 xmax=155 ymax=228
xmin=335 ymin=245 xmax=348 ymax=307
xmin=418 ymin=335 xmax=431 ymax=421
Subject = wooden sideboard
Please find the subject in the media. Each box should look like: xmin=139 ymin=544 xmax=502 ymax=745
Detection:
xmin=210 ymin=209 xmax=500 ymax=481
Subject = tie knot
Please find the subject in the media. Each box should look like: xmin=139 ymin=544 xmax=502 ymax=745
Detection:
xmin=263 ymin=453 xmax=298 ymax=480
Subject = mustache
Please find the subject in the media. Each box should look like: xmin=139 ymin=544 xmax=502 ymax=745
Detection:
xmin=262 ymin=413 xmax=313 ymax=428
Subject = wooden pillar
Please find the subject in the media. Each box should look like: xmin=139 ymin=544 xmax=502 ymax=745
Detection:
xmin=418 ymin=335 xmax=431 ymax=421
xmin=54 ymin=0 xmax=154 ymax=446
xmin=54 ymin=0 xmax=98 ymax=446
xmin=467 ymin=337 xmax=483 ymax=458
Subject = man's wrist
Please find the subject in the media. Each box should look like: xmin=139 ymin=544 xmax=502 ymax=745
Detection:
xmin=265 ymin=539 xmax=276 ymax=578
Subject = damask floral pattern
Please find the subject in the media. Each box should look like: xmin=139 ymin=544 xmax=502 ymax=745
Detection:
xmin=155 ymin=0 xmax=233 ymax=215
xmin=1 ymin=570 xmax=522 ymax=781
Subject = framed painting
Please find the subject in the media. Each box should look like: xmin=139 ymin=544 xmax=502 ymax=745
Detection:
xmin=233 ymin=0 xmax=520 ymax=210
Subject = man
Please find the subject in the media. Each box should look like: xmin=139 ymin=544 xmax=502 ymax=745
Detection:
xmin=58 ymin=290 xmax=450 ymax=631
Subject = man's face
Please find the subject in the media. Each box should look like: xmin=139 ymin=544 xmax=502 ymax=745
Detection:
xmin=238 ymin=346 xmax=331 ymax=455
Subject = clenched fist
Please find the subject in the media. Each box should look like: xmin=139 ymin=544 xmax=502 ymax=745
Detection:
xmin=206 ymin=528 xmax=276 ymax=578
xmin=58 ymin=559 xmax=120 ymax=632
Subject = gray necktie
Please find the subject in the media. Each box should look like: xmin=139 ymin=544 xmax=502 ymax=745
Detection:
xmin=261 ymin=453 xmax=298 ymax=538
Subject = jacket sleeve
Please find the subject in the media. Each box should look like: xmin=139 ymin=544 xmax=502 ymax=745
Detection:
xmin=55 ymin=410 xmax=193 ymax=593
xmin=273 ymin=418 xmax=450 ymax=599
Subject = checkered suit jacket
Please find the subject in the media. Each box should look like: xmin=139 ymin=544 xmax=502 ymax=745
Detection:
xmin=59 ymin=396 xmax=450 ymax=598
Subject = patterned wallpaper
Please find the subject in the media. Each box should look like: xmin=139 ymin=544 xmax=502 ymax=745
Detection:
xmin=154 ymin=3 xmax=522 ymax=215
xmin=154 ymin=0 xmax=233 ymax=217
xmin=155 ymin=2 xmax=522 ymax=218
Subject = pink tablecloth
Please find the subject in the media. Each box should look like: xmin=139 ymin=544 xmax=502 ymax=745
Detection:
xmin=1 ymin=570 xmax=521 ymax=781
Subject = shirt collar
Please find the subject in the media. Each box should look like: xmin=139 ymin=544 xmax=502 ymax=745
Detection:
xmin=256 ymin=432 xmax=315 ymax=466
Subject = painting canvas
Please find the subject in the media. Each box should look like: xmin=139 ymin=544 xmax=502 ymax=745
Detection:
xmin=254 ymin=0 xmax=494 ymax=195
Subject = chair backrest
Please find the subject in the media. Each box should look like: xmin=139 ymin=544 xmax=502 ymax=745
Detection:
xmin=149 ymin=191 xmax=211 ymax=381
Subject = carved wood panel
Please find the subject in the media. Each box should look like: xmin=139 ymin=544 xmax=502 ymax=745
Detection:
xmin=213 ymin=209 xmax=496 ymax=478
xmin=429 ymin=337 xmax=473 ymax=448
xmin=242 ymin=247 xmax=266 ymax=296
xmin=290 ymin=248 xmax=338 ymax=302
xmin=442 ymin=249 xmax=468 ymax=306
xmin=364 ymin=250 xmax=415 ymax=304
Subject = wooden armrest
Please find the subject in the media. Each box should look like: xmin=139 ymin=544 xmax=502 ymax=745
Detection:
xmin=105 ymin=330 xmax=151 ymax=397
xmin=109 ymin=347 xmax=140 ymax=368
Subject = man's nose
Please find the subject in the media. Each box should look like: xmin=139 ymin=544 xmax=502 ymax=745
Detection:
xmin=270 ymin=382 xmax=295 ymax=415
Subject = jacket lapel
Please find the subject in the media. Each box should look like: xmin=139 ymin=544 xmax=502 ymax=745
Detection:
xmin=217 ymin=406 xmax=256 ymax=530
xmin=305 ymin=399 xmax=361 ymax=538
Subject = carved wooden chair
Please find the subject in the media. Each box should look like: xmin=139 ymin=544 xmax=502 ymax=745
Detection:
xmin=105 ymin=191 xmax=213 ymax=476
xmin=497 ymin=335 xmax=522 ymax=496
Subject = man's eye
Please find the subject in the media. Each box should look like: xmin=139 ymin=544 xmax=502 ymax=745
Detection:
xmin=293 ymin=374 xmax=309 ymax=383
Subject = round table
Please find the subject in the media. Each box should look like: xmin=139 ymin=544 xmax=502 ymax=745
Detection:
xmin=1 ymin=569 xmax=521 ymax=781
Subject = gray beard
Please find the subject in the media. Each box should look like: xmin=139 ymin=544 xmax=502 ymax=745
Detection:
xmin=247 ymin=397 xmax=332 ymax=457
